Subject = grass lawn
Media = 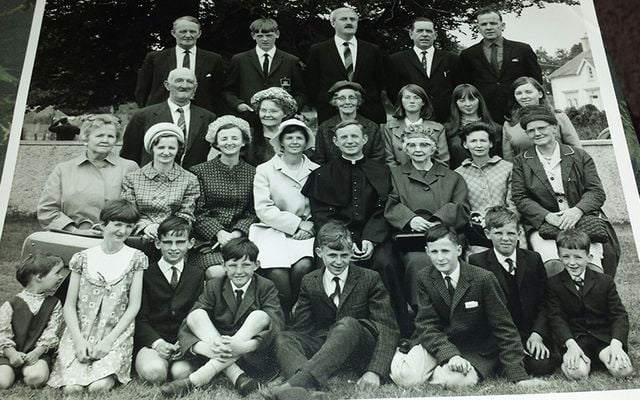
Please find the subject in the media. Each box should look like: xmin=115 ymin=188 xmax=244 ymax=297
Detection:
xmin=0 ymin=217 xmax=639 ymax=399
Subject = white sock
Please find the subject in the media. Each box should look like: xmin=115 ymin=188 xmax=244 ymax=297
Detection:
xmin=224 ymin=363 xmax=244 ymax=384
xmin=189 ymin=360 xmax=219 ymax=386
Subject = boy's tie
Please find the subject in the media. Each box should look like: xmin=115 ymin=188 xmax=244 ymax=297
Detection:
xmin=445 ymin=275 xmax=455 ymax=300
xmin=329 ymin=276 xmax=341 ymax=307
xmin=170 ymin=267 xmax=179 ymax=289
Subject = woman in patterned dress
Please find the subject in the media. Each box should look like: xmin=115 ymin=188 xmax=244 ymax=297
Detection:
xmin=190 ymin=116 xmax=256 ymax=278
xmin=48 ymin=199 xmax=148 ymax=393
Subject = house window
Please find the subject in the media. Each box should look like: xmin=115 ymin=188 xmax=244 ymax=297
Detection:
xmin=587 ymin=66 xmax=595 ymax=79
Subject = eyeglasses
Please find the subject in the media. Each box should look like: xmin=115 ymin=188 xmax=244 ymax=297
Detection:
xmin=525 ymin=124 xmax=552 ymax=135
xmin=335 ymin=95 xmax=358 ymax=102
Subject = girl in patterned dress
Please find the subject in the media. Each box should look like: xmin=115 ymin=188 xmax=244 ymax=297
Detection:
xmin=48 ymin=199 xmax=148 ymax=393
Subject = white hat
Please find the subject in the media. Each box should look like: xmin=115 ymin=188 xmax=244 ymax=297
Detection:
xmin=143 ymin=122 xmax=184 ymax=154
xmin=269 ymin=118 xmax=315 ymax=154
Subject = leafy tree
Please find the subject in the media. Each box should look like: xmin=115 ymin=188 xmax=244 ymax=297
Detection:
xmin=28 ymin=0 xmax=578 ymax=112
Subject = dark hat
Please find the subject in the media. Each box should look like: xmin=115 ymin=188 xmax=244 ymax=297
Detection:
xmin=327 ymin=80 xmax=364 ymax=96
xmin=519 ymin=105 xmax=558 ymax=130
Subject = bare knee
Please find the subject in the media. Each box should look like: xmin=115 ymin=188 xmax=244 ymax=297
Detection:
xmin=171 ymin=360 xmax=195 ymax=380
xmin=88 ymin=376 xmax=115 ymax=392
xmin=431 ymin=365 xmax=479 ymax=388
xmin=0 ymin=366 xmax=16 ymax=389
xmin=561 ymin=359 xmax=590 ymax=380
xmin=22 ymin=362 xmax=49 ymax=388
xmin=247 ymin=310 xmax=270 ymax=330
xmin=136 ymin=359 xmax=168 ymax=384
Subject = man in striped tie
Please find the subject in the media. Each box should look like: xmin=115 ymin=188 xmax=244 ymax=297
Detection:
xmin=305 ymin=7 xmax=388 ymax=125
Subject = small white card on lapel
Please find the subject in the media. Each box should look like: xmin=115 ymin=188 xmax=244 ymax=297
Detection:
xmin=464 ymin=301 xmax=479 ymax=309
xmin=511 ymin=58 xmax=520 ymax=62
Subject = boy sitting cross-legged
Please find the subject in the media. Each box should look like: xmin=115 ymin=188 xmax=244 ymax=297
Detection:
xmin=548 ymin=229 xmax=634 ymax=380
xmin=134 ymin=216 xmax=205 ymax=384
xmin=160 ymin=237 xmax=284 ymax=397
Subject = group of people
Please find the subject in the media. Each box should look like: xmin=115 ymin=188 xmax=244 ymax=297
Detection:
xmin=1 ymin=4 xmax=633 ymax=399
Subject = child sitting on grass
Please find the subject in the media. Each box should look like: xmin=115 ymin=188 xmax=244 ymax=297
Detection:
xmin=0 ymin=253 xmax=64 ymax=389
xmin=547 ymin=229 xmax=634 ymax=380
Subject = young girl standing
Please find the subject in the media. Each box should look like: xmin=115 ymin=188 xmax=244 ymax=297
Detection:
xmin=48 ymin=199 xmax=147 ymax=393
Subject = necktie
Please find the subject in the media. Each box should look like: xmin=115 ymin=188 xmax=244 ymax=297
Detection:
xmin=170 ymin=266 xmax=179 ymax=289
xmin=329 ymin=276 xmax=341 ymax=307
xmin=176 ymin=107 xmax=186 ymax=133
xmin=235 ymin=289 xmax=243 ymax=306
xmin=183 ymin=49 xmax=190 ymax=69
xmin=444 ymin=276 xmax=455 ymax=300
xmin=421 ymin=50 xmax=429 ymax=76
xmin=574 ymin=277 xmax=584 ymax=291
xmin=505 ymin=258 xmax=515 ymax=275
xmin=262 ymin=54 xmax=270 ymax=76
xmin=343 ymin=42 xmax=354 ymax=81
xmin=490 ymin=42 xmax=499 ymax=74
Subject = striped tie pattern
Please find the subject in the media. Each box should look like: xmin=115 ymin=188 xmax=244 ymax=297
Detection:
xmin=343 ymin=42 xmax=354 ymax=81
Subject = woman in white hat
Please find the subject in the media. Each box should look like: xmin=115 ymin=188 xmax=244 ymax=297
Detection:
xmin=190 ymin=115 xmax=256 ymax=278
xmin=120 ymin=122 xmax=200 ymax=243
xmin=249 ymin=118 xmax=319 ymax=318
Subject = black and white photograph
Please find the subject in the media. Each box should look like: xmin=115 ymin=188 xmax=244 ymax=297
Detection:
xmin=1 ymin=0 xmax=640 ymax=399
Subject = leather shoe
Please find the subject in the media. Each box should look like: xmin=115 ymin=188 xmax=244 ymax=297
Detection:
xmin=160 ymin=378 xmax=195 ymax=397
xmin=235 ymin=373 xmax=260 ymax=396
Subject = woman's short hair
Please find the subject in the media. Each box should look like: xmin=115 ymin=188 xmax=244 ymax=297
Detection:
xmin=507 ymin=76 xmax=550 ymax=124
xmin=99 ymin=199 xmax=140 ymax=225
xmin=460 ymin=121 xmax=495 ymax=144
xmin=16 ymin=252 xmax=64 ymax=287
xmin=79 ymin=114 xmax=122 ymax=141
xmin=250 ymin=87 xmax=298 ymax=119
xmin=393 ymin=84 xmax=434 ymax=120
xmin=328 ymin=81 xmax=364 ymax=108
xmin=316 ymin=220 xmax=353 ymax=251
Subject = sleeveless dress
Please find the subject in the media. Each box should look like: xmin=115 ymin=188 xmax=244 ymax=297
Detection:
xmin=48 ymin=245 xmax=148 ymax=387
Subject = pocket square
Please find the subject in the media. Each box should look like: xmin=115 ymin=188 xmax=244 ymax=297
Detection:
xmin=511 ymin=58 xmax=520 ymax=62
xmin=205 ymin=73 xmax=212 ymax=77
xmin=464 ymin=301 xmax=479 ymax=309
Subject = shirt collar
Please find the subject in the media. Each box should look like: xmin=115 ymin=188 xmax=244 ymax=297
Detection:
xmin=175 ymin=46 xmax=197 ymax=56
xmin=441 ymin=262 xmax=461 ymax=286
xmin=167 ymin=98 xmax=191 ymax=112
xmin=256 ymin=46 xmax=276 ymax=59
xmin=324 ymin=266 xmax=349 ymax=284
xmin=141 ymin=162 xmax=182 ymax=181
xmin=335 ymin=35 xmax=356 ymax=48
xmin=230 ymin=278 xmax=252 ymax=293
xmin=493 ymin=248 xmax=517 ymax=271
xmin=483 ymin=36 xmax=504 ymax=48
xmin=459 ymin=155 xmax=503 ymax=168
xmin=413 ymin=46 xmax=432 ymax=58
xmin=158 ymin=258 xmax=185 ymax=274
xmin=76 ymin=151 xmax=118 ymax=166
xmin=535 ymin=141 xmax=561 ymax=165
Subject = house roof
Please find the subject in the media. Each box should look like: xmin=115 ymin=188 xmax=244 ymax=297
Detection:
xmin=548 ymin=50 xmax=594 ymax=79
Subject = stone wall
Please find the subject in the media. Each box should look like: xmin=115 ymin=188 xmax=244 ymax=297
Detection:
xmin=3 ymin=140 xmax=632 ymax=223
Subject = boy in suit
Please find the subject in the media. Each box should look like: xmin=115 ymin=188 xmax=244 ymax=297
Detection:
xmin=548 ymin=229 xmax=633 ymax=380
xmin=469 ymin=206 xmax=555 ymax=376
xmin=135 ymin=216 xmax=204 ymax=385
xmin=390 ymin=224 xmax=543 ymax=388
xmin=160 ymin=238 xmax=284 ymax=396
xmin=262 ymin=221 xmax=399 ymax=399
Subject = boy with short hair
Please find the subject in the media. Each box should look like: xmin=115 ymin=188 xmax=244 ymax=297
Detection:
xmin=469 ymin=206 xmax=555 ymax=376
xmin=135 ymin=216 xmax=204 ymax=384
xmin=547 ymin=229 xmax=633 ymax=380
xmin=0 ymin=253 xmax=64 ymax=389
xmin=390 ymin=224 xmax=543 ymax=388
xmin=161 ymin=237 xmax=284 ymax=397
xmin=263 ymin=220 xmax=399 ymax=399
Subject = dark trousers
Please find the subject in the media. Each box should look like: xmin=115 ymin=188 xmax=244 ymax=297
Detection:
xmin=275 ymin=317 xmax=375 ymax=388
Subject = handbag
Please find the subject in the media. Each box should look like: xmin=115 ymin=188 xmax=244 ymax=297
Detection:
xmin=538 ymin=214 xmax=609 ymax=243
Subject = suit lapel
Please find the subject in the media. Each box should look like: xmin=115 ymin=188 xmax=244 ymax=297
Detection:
xmin=150 ymin=262 xmax=172 ymax=290
xmin=524 ymin=151 xmax=556 ymax=199
xmin=338 ymin=267 xmax=358 ymax=309
xmin=315 ymin=269 xmax=336 ymax=309
xmin=194 ymin=48 xmax=205 ymax=77
xmin=487 ymin=251 xmax=509 ymax=294
xmin=559 ymin=145 xmax=576 ymax=191
xmin=327 ymin=41 xmax=347 ymax=78
xmin=186 ymin=107 xmax=202 ymax=151
xmin=406 ymin=50 xmax=427 ymax=77
xmin=429 ymin=267 xmax=451 ymax=307
xmin=560 ymin=270 xmax=582 ymax=299
xmin=499 ymin=41 xmax=514 ymax=78
xmin=270 ymin=50 xmax=284 ymax=76
xmin=222 ymin=279 xmax=237 ymax=315
xmin=430 ymin=48 xmax=443 ymax=78
xmin=450 ymin=262 xmax=471 ymax=314
xmin=514 ymin=250 xmax=526 ymax=288
xmin=581 ymin=268 xmax=596 ymax=297
xmin=474 ymin=43 xmax=498 ymax=78
xmin=235 ymin=279 xmax=256 ymax=324
xmin=248 ymin=51 xmax=264 ymax=77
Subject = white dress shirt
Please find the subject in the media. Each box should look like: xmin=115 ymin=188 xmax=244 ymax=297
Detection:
xmin=323 ymin=267 xmax=349 ymax=307
xmin=413 ymin=46 xmax=434 ymax=77
xmin=493 ymin=249 xmax=517 ymax=275
xmin=158 ymin=258 xmax=185 ymax=284
xmin=175 ymin=46 xmax=197 ymax=72
xmin=256 ymin=46 xmax=277 ymax=74
xmin=167 ymin=99 xmax=191 ymax=138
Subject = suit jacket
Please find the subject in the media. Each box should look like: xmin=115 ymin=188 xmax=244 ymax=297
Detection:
xmin=120 ymin=101 xmax=216 ymax=170
xmin=547 ymin=268 xmax=629 ymax=347
xmin=223 ymin=48 xmax=306 ymax=112
xmin=459 ymin=38 xmax=542 ymax=123
xmin=384 ymin=162 xmax=469 ymax=231
xmin=306 ymin=39 xmax=387 ymax=124
xmin=290 ymin=265 xmax=399 ymax=378
xmin=389 ymin=48 xmax=460 ymax=123
xmin=135 ymin=260 xmax=205 ymax=347
xmin=412 ymin=262 xmax=528 ymax=381
xmin=469 ymin=248 xmax=548 ymax=341
xmin=511 ymin=144 xmax=606 ymax=231
xmin=135 ymin=47 xmax=225 ymax=113
xmin=178 ymin=274 xmax=284 ymax=356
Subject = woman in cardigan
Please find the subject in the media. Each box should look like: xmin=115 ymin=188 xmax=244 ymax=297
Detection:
xmin=503 ymin=77 xmax=581 ymax=161
xmin=384 ymin=83 xmax=449 ymax=167
xmin=511 ymin=108 xmax=620 ymax=277
xmin=249 ymin=119 xmax=319 ymax=318
xmin=190 ymin=116 xmax=256 ymax=278
xmin=384 ymin=124 xmax=470 ymax=309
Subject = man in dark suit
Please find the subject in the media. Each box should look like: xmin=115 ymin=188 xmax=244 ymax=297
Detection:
xmin=469 ymin=206 xmax=555 ymax=376
xmin=389 ymin=17 xmax=459 ymax=123
xmin=121 ymin=67 xmax=216 ymax=169
xmin=459 ymin=7 xmax=542 ymax=125
xmin=135 ymin=216 xmax=205 ymax=384
xmin=390 ymin=224 xmax=543 ymax=388
xmin=263 ymin=221 xmax=399 ymax=399
xmin=547 ymin=229 xmax=633 ymax=380
xmin=305 ymin=7 xmax=387 ymax=124
xmin=135 ymin=16 xmax=225 ymax=114
xmin=223 ymin=17 xmax=306 ymax=119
